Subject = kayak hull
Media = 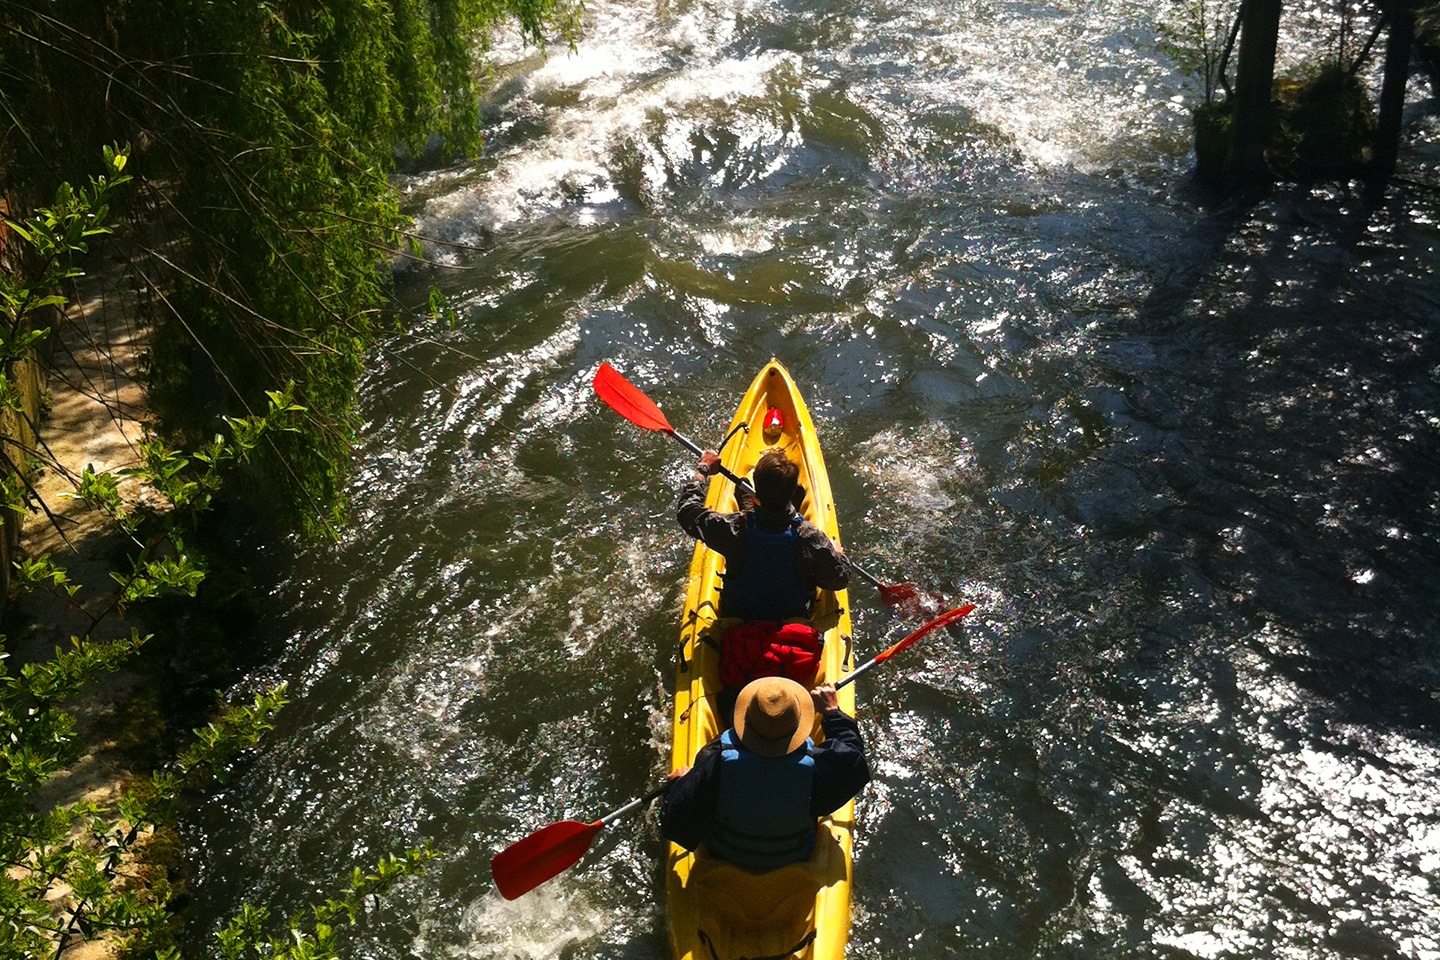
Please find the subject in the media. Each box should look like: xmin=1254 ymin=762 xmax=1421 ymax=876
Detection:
xmin=666 ymin=360 xmax=854 ymax=960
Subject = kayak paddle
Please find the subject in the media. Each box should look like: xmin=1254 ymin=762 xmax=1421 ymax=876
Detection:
xmin=488 ymin=603 xmax=976 ymax=899
xmin=839 ymin=603 xmax=975 ymax=688
xmin=592 ymin=362 xmax=922 ymax=607
xmin=490 ymin=783 xmax=670 ymax=901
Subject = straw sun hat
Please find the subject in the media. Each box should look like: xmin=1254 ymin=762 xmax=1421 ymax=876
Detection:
xmin=733 ymin=676 xmax=815 ymax=757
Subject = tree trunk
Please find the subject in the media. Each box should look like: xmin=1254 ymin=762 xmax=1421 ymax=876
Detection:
xmin=1225 ymin=0 xmax=1283 ymax=187
xmin=1370 ymin=7 xmax=1415 ymax=192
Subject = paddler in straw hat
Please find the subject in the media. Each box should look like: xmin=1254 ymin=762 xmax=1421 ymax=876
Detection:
xmin=660 ymin=677 xmax=871 ymax=871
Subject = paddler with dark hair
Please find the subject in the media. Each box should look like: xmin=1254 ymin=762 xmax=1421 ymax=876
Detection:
xmin=660 ymin=676 xmax=871 ymax=871
xmin=678 ymin=448 xmax=848 ymax=622
xmin=679 ymin=448 xmax=851 ymax=723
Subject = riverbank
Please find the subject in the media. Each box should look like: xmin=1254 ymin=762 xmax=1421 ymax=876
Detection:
xmin=4 ymin=253 xmax=155 ymax=959
xmin=7 ymin=227 xmax=301 ymax=957
xmin=14 ymin=259 xmax=151 ymax=818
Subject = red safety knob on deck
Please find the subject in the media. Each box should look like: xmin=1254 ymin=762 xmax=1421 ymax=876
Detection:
xmin=763 ymin=406 xmax=784 ymax=442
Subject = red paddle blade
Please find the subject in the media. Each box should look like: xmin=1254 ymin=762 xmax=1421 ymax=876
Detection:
xmin=490 ymin=818 xmax=604 ymax=900
xmin=878 ymin=582 xmax=919 ymax=606
xmin=593 ymin=363 xmax=674 ymax=434
xmin=876 ymin=604 xmax=976 ymax=664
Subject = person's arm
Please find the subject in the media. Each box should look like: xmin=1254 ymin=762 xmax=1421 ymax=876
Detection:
xmin=659 ymin=741 xmax=723 ymax=850
xmin=807 ymin=686 xmax=870 ymax=816
xmin=676 ymin=454 xmax=747 ymax=557
xmin=795 ymin=522 xmax=850 ymax=591
xmin=676 ymin=475 xmax=712 ymax=538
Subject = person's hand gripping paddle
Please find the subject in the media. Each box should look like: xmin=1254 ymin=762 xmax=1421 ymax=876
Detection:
xmin=592 ymin=362 xmax=928 ymax=608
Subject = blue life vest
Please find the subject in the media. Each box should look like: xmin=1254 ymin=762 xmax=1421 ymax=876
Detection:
xmin=706 ymin=728 xmax=817 ymax=871
xmin=720 ymin=513 xmax=813 ymax=621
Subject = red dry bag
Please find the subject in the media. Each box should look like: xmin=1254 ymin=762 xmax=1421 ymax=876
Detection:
xmin=719 ymin=621 xmax=823 ymax=689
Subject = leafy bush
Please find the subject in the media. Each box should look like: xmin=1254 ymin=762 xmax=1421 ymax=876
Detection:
xmin=1272 ymin=64 xmax=1377 ymax=181
xmin=1 ymin=0 xmax=577 ymax=537
xmin=2 ymin=151 xmax=437 ymax=960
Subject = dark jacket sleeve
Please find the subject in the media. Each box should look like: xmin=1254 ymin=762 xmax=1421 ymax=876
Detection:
xmin=808 ymin=709 xmax=870 ymax=817
xmin=676 ymin=478 xmax=747 ymax=560
xmin=795 ymin=521 xmax=850 ymax=592
xmin=659 ymin=739 xmax=724 ymax=851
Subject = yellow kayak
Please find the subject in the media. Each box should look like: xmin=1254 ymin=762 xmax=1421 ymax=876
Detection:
xmin=667 ymin=359 xmax=855 ymax=960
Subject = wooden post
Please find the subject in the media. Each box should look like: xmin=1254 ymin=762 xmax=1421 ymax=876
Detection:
xmin=1370 ymin=6 xmax=1415 ymax=191
xmin=0 ymin=192 xmax=46 ymax=618
xmin=1225 ymin=0 xmax=1284 ymax=187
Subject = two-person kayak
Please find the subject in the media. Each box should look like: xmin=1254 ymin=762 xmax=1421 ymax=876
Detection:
xmin=667 ymin=359 xmax=855 ymax=960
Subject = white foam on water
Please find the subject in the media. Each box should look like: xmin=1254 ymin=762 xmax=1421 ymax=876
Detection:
xmin=437 ymin=885 xmax=606 ymax=958
xmin=855 ymin=424 xmax=972 ymax=517
xmin=415 ymin=0 xmax=799 ymax=238
xmin=694 ymin=216 xmax=781 ymax=256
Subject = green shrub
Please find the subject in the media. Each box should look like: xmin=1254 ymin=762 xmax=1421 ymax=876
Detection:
xmin=2 ymin=153 xmax=438 ymax=959
xmin=1273 ymin=64 xmax=1376 ymax=181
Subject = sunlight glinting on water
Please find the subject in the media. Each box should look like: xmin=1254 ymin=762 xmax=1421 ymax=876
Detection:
xmin=896 ymin=4 xmax=1192 ymax=171
xmin=415 ymin=45 xmax=804 ymax=241
xmin=414 ymin=0 xmax=1208 ymax=249
xmin=1098 ymin=633 xmax=1440 ymax=959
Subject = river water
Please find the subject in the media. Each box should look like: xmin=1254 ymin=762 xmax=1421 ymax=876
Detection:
xmin=180 ymin=0 xmax=1440 ymax=957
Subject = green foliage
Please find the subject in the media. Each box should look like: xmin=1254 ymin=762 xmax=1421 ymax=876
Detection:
xmin=1168 ymin=1 xmax=1389 ymax=186
xmin=427 ymin=286 xmax=461 ymax=330
xmin=118 ymin=685 xmax=292 ymax=834
xmin=2 ymin=0 xmax=577 ymax=537
xmin=0 ymin=627 xmax=162 ymax=958
xmin=10 ymin=555 xmax=80 ymax=598
xmin=67 ymin=463 xmax=138 ymax=534
xmin=130 ymin=0 xmax=577 ymax=537
xmin=0 ymin=382 xmax=310 ymax=954
xmin=201 ymin=845 xmax=438 ymax=960
xmin=0 ymin=635 xmax=292 ymax=958
xmin=0 ymin=467 xmax=31 ymax=516
xmin=1272 ymin=64 xmax=1377 ymax=181
xmin=0 ymin=146 xmax=131 ymax=368
xmin=1191 ymin=98 xmax=1233 ymax=186
xmin=175 ymin=685 xmax=291 ymax=784
xmin=0 ymin=162 xmax=437 ymax=959
xmin=11 ymin=630 xmax=150 ymax=707
xmin=114 ymin=385 xmax=305 ymax=522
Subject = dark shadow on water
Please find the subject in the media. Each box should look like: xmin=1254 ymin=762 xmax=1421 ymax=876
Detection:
xmin=1100 ymin=173 xmax=1440 ymax=739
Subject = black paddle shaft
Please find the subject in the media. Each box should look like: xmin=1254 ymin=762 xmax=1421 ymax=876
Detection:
xmin=600 ymin=782 xmax=671 ymax=826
